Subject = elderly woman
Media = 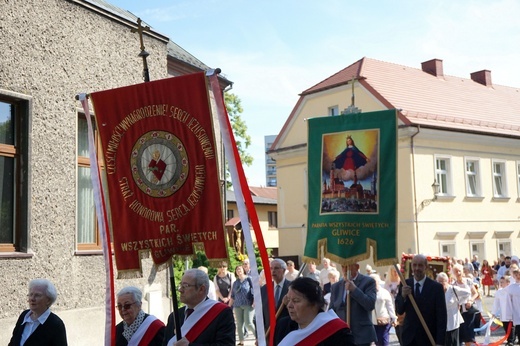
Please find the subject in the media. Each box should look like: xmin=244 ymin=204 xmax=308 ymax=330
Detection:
xmin=9 ymin=278 xmax=68 ymax=346
xmin=274 ymin=277 xmax=355 ymax=346
xmin=116 ymin=286 xmax=165 ymax=346
xmin=451 ymin=263 xmax=479 ymax=346
xmin=437 ymin=272 xmax=471 ymax=346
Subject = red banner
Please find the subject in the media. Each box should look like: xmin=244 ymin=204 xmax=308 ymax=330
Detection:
xmin=91 ymin=73 xmax=227 ymax=276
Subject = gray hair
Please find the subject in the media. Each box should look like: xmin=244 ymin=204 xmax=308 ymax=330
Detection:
xmin=29 ymin=279 xmax=58 ymax=305
xmin=436 ymin=272 xmax=449 ymax=282
xmin=271 ymin=258 xmax=287 ymax=270
xmin=184 ymin=269 xmax=209 ymax=295
xmin=117 ymin=286 xmax=143 ymax=304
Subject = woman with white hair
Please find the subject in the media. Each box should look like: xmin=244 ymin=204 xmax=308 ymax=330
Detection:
xmin=452 ymin=263 xmax=479 ymax=346
xmin=370 ymin=273 xmax=396 ymax=346
xmin=115 ymin=286 xmax=165 ymax=346
xmin=9 ymin=278 xmax=68 ymax=345
xmin=437 ymin=272 xmax=471 ymax=346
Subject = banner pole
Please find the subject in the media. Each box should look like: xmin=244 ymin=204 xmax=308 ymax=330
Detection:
xmin=169 ymin=261 xmax=182 ymax=340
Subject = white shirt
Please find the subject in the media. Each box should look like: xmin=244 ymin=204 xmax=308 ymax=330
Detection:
xmin=372 ymin=287 xmax=396 ymax=323
xmin=492 ymin=287 xmax=512 ymax=321
xmin=506 ymin=282 xmax=520 ymax=324
xmin=21 ymin=308 xmax=52 ymax=345
xmin=445 ymin=285 xmax=471 ymax=332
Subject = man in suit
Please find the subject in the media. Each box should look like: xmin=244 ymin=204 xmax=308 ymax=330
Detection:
xmin=395 ymin=254 xmax=447 ymax=346
xmin=163 ymin=268 xmax=235 ymax=346
xmin=329 ymin=263 xmax=377 ymax=346
xmin=260 ymin=258 xmax=291 ymax=334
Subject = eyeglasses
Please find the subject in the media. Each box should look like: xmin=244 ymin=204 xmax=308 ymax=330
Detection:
xmin=219 ymin=265 xmax=227 ymax=268
xmin=116 ymin=302 xmax=137 ymax=311
xmin=27 ymin=293 xmax=45 ymax=299
xmin=177 ymin=283 xmax=197 ymax=290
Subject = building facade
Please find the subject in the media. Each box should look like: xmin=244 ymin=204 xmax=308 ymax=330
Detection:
xmin=265 ymin=135 xmax=277 ymax=186
xmin=226 ymin=186 xmax=279 ymax=255
xmin=0 ymin=1 xmax=229 ymax=344
xmin=269 ymin=57 xmax=520 ymax=267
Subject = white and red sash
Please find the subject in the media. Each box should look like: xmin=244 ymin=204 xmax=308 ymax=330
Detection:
xmin=128 ymin=315 xmax=165 ymax=346
xmin=167 ymin=299 xmax=228 ymax=346
xmin=278 ymin=310 xmax=349 ymax=346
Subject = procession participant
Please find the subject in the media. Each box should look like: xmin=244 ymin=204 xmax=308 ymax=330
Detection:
xmin=163 ymin=269 xmax=235 ymax=346
xmin=115 ymin=286 xmax=164 ymax=346
xmin=9 ymin=278 xmax=68 ymax=346
xmin=396 ymin=254 xmax=447 ymax=346
xmin=274 ymin=277 xmax=355 ymax=345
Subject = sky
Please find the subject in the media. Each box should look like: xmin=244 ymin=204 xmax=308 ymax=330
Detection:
xmin=108 ymin=0 xmax=520 ymax=187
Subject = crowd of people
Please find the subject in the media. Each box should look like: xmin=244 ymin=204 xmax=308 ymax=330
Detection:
xmin=9 ymin=253 xmax=520 ymax=346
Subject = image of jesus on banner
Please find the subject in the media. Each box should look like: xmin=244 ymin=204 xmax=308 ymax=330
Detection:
xmin=320 ymin=129 xmax=379 ymax=214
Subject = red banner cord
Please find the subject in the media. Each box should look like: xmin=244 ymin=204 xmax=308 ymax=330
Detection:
xmin=79 ymin=95 xmax=116 ymax=345
xmin=208 ymin=73 xmax=275 ymax=346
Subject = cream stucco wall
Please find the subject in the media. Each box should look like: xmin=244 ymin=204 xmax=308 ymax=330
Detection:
xmin=227 ymin=202 xmax=279 ymax=249
xmin=273 ymin=82 xmax=520 ymax=267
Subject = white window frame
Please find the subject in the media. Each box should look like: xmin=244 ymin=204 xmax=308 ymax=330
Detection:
xmin=434 ymin=155 xmax=452 ymax=196
xmin=464 ymin=157 xmax=481 ymax=197
xmin=469 ymin=241 xmax=485 ymax=261
xmin=328 ymin=105 xmax=339 ymax=117
xmin=497 ymin=240 xmax=512 ymax=258
xmin=439 ymin=241 xmax=456 ymax=258
xmin=492 ymin=159 xmax=508 ymax=198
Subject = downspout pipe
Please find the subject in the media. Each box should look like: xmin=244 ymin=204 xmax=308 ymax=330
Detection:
xmin=410 ymin=125 xmax=421 ymax=254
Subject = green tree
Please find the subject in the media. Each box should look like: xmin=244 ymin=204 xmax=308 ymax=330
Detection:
xmin=225 ymin=92 xmax=253 ymax=187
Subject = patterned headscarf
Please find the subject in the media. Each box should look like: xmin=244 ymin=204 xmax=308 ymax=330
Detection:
xmin=122 ymin=310 xmax=145 ymax=342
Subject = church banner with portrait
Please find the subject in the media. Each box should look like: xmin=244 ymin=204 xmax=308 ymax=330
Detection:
xmin=90 ymin=72 xmax=227 ymax=276
xmin=305 ymin=110 xmax=397 ymax=266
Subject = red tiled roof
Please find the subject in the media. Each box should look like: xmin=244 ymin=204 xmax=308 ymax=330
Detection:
xmin=249 ymin=186 xmax=277 ymax=199
xmin=298 ymin=57 xmax=520 ymax=138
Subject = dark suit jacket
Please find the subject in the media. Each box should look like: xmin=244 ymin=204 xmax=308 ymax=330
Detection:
xmin=260 ymin=279 xmax=291 ymax=333
xmin=273 ymin=315 xmax=356 ymax=346
xmin=395 ymin=277 xmax=447 ymax=346
xmin=116 ymin=313 xmax=164 ymax=346
xmin=9 ymin=309 xmax=68 ymax=346
xmin=329 ymin=274 xmax=377 ymax=345
xmin=162 ymin=304 xmax=235 ymax=346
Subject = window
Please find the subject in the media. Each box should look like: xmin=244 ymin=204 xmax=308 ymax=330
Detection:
xmin=435 ymin=156 xmax=452 ymax=195
xmin=76 ymin=114 xmax=103 ymax=251
xmin=328 ymin=106 xmax=339 ymax=116
xmin=268 ymin=211 xmax=278 ymax=228
xmin=465 ymin=158 xmax=481 ymax=197
xmin=440 ymin=242 xmax=455 ymax=257
xmin=470 ymin=241 xmax=484 ymax=260
xmin=498 ymin=240 xmax=512 ymax=257
xmin=227 ymin=209 xmax=234 ymax=221
xmin=492 ymin=160 xmax=507 ymax=198
xmin=0 ymin=93 xmax=30 ymax=253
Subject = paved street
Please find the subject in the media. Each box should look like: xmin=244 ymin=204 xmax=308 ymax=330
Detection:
xmin=240 ymin=289 xmax=508 ymax=345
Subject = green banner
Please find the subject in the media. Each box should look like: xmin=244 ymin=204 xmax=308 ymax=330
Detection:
xmin=305 ymin=110 xmax=397 ymax=266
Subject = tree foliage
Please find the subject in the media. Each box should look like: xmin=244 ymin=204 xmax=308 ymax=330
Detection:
xmin=224 ymin=92 xmax=253 ymax=179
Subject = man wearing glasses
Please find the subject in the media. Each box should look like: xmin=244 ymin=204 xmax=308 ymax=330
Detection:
xmin=163 ymin=268 xmax=235 ymax=346
xmin=260 ymin=258 xmax=291 ymax=334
